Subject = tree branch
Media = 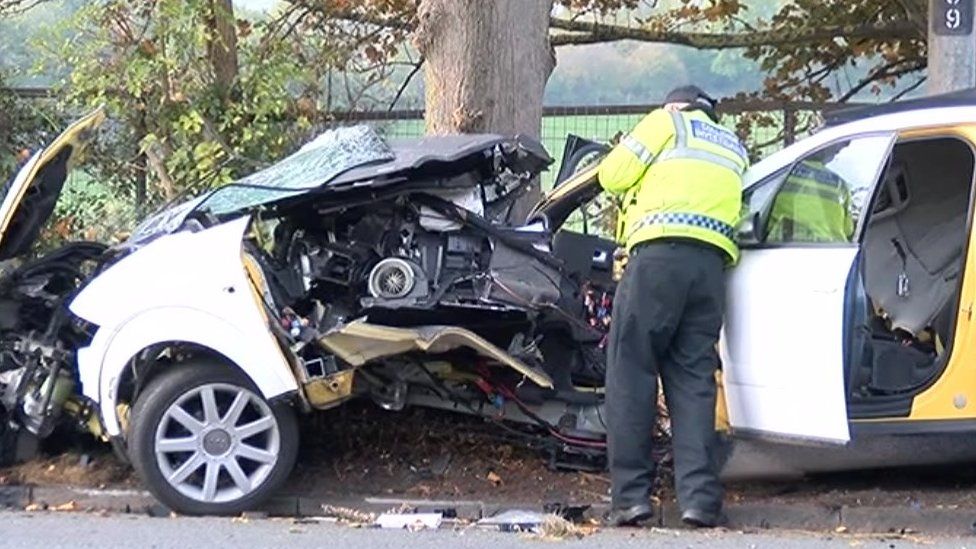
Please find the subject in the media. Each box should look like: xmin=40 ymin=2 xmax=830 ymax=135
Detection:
xmin=0 ymin=0 xmax=45 ymax=15
xmin=835 ymin=58 xmax=926 ymax=102
xmin=548 ymin=17 xmax=920 ymax=49
xmin=295 ymin=2 xmax=414 ymax=31
xmin=388 ymin=56 xmax=424 ymax=112
xmin=891 ymin=76 xmax=927 ymax=101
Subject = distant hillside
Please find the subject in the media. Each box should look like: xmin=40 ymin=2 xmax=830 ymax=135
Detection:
xmin=547 ymin=42 xmax=763 ymax=105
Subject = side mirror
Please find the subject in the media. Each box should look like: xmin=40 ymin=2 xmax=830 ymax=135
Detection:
xmin=736 ymin=211 xmax=763 ymax=244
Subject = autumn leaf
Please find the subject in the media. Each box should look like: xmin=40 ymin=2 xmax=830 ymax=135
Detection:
xmin=486 ymin=471 xmax=502 ymax=486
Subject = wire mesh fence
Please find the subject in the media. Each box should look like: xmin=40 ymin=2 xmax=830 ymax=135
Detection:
xmin=327 ymin=101 xmax=846 ymax=189
xmin=5 ymin=87 xmax=848 ymax=190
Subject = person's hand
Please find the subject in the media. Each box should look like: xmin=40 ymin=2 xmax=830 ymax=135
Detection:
xmin=613 ymin=247 xmax=629 ymax=280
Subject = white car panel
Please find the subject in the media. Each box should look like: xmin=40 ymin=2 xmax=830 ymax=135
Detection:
xmin=720 ymin=247 xmax=859 ymax=444
xmin=744 ymin=106 xmax=976 ymax=187
xmin=70 ymin=217 xmax=299 ymax=437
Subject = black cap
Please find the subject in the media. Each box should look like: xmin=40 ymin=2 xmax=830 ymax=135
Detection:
xmin=665 ymin=85 xmax=716 ymax=109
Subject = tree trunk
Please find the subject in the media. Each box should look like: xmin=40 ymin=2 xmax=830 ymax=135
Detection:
xmin=414 ymin=0 xmax=555 ymax=221
xmin=206 ymin=0 xmax=239 ymax=100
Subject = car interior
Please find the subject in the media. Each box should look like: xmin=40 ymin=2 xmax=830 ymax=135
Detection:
xmin=847 ymin=136 xmax=975 ymax=416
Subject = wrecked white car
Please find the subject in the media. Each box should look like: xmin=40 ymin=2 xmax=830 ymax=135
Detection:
xmin=0 ymin=109 xmax=617 ymax=514
xmin=6 ymin=91 xmax=976 ymax=515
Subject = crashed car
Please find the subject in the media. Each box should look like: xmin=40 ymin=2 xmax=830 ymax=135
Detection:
xmin=6 ymin=89 xmax=976 ymax=515
xmin=0 ymin=109 xmax=618 ymax=514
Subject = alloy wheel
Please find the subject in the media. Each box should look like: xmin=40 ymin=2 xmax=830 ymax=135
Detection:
xmin=153 ymin=383 xmax=280 ymax=504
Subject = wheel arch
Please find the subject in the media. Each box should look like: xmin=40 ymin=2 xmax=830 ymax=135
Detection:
xmin=80 ymin=306 xmax=301 ymax=438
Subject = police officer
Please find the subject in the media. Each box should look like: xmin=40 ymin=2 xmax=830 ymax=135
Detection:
xmin=767 ymin=150 xmax=854 ymax=242
xmin=599 ymin=85 xmax=746 ymax=528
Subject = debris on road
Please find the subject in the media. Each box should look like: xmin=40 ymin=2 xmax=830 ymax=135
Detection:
xmin=50 ymin=501 xmax=77 ymax=512
xmin=477 ymin=509 xmax=597 ymax=539
xmin=543 ymin=502 xmax=591 ymax=522
xmin=535 ymin=514 xmax=598 ymax=540
xmin=321 ymin=504 xmax=376 ymax=525
xmin=477 ymin=509 xmax=546 ymax=532
xmin=375 ymin=512 xmax=443 ymax=530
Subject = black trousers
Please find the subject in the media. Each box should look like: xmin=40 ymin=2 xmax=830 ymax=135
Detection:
xmin=606 ymin=239 xmax=726 ymax=516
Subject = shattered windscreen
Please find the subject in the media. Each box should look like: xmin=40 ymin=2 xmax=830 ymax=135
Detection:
xmin=127 ymin=125 xmax=395 ymax=244
xmin=203 ymin=125 xmax=395 ymax=214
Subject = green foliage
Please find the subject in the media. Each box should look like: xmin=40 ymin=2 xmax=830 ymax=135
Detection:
xmin=42 ymin=171 xmax=138 ymax=248
xmin=0 ymin=72 xmax=55 ymax=176
xmin=39 ymin=0 xmax=313 ymax=216
xmin=0 ymin=0 xmax=84 ymax=85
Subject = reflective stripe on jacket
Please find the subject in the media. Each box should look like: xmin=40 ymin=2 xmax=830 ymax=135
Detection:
xmin=597 ymin=108 xmax=746 ymax=264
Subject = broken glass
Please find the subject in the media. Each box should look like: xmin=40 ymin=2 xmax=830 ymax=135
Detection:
xmin=128 ymin=125 xmax=395 ymax=244
xmin=202 ymin=125 xmax=395 ymax=215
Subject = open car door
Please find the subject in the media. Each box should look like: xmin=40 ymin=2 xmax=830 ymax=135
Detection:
xmin=721 ymin=132 xmax=897 ymax=444
xmin=532 ymin=135 xmax=618 ymax=287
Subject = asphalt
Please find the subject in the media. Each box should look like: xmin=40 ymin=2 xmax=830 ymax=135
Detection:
xmin=6 ymin=484 xmax=976 ymax=537
xmin=0 ymin=511 xmax=970 ymax=549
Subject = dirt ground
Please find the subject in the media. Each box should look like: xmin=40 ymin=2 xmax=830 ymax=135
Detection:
xmin=287 ymin=404 xmax=615 ymax=504
xmin=0 ymin=444 xmax=134 ymax=490
xmin=5 ymin=404 xmax=976 ymax=512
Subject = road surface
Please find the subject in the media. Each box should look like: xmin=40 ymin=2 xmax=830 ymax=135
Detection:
xmin=0 ymin=511 xmax=971 ymax=549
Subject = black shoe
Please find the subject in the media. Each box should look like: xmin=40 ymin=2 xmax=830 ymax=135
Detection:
xmin=608 ymin=503 xmax=654 ymax=527
xmin=681 ymin=508 xmax=726 ymax=528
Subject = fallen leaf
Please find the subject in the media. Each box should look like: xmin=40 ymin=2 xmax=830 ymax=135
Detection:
xmin=24 ymin=503 xmax=43 ymax=512
xmin=835 ymin=525 xmax=849 ymax=533
xmin=487 ymin=471 xmax=502 ymax=486
xmin=52 ymin=501 xmax=77 ymax=512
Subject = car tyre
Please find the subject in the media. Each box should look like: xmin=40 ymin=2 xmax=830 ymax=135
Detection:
xmin=128 ymin=359 xmax=299 ymax=516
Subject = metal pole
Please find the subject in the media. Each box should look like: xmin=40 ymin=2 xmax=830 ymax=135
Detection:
xmin=928 ymin=0 xmax=976 ymax=94
xmin=783 ymin=104 xmax=796 ymax=146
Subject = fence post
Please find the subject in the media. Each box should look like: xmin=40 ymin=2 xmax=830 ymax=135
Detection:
xmin=782 ymin=104 xmax=797 ymax=146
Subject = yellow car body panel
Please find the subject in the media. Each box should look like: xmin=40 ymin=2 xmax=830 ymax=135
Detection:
xmin=868 ymin=124 xmax=976 ymax=424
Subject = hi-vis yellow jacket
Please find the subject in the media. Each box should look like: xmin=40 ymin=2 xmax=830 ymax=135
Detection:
xmin=767 ymin=159 xmax=854 ymax=243
xmin=598 ymin=108 xmax=747 ymax=264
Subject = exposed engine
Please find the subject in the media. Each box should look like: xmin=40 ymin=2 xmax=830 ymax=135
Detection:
xmin=247 ymin=167 xmax=611 ymax=407
xmin=262 ymin=189 xmax=565 ymax=329
xmin=0 ymin=242 xmax=106 ymax=462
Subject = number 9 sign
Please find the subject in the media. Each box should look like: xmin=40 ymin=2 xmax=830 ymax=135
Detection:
xmin=934 ymin=0 xmax=973 ymax=35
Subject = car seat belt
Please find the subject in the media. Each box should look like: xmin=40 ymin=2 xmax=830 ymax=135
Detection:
xmin=891 ymin=238 xmax=910 ymax=298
